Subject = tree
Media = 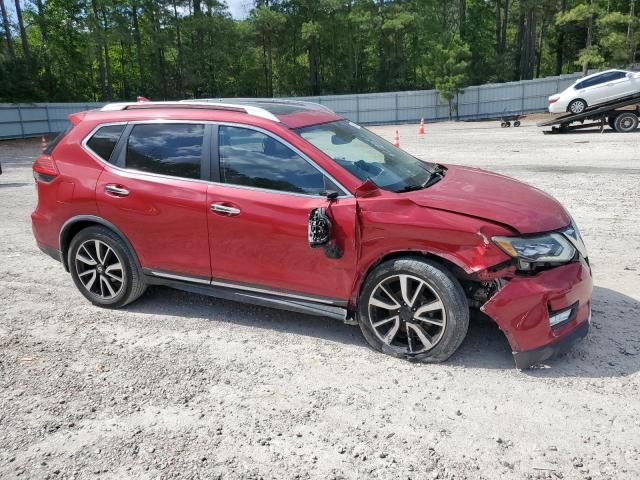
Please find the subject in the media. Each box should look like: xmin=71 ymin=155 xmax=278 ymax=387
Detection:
xmin=251 ymin=5 xmax=285 ymax=97
xmin=0 ymin=0 xmax=638 ymax=104
xmin=0 ymin=0 xmax=15 ymax=61
xmin=424 ymin=35 xmax=470 ymax=119
xmin=556 ymin=0 xmax=603 ymax=75
xmin=14 ymin=0 xmax=31 ymax=68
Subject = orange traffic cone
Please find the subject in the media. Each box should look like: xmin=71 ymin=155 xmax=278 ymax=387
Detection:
xmin=40 ymin=135 xmax=47 ymax=152
xmin=393 ymin=129 xmax=400 ymax=148
xmin=418 ymin=118 xmax=425 ymax=135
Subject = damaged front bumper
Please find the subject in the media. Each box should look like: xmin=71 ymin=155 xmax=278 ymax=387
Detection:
xmin=481 ymin=259 xmax=592 ymax=369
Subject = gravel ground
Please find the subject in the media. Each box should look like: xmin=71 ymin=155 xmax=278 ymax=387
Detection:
xmin=1 ymin=117 xmax=639 ymax=480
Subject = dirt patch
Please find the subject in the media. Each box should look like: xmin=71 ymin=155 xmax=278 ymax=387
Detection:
xmin=1 ymin=120 xmax=639 ymax=479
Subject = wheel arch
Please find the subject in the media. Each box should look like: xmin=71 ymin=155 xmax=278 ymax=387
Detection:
xmin=349 ymin=249 xmax=468 ymax=308
xmin=59 ymin=215 xmax=140 ymax=271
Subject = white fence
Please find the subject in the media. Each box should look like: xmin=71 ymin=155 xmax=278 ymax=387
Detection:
xmin=0 ymin=72 xmax=584 ymax=140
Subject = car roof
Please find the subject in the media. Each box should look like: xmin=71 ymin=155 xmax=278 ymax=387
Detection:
xmin=93 ymin=99 xmax=343 ymax=129
xmin=575 ymin=69 xmax=628 ymax=83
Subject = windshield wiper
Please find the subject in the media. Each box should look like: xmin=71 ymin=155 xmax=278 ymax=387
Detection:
xmin=397 ymin=167 xmax=446 ymax=193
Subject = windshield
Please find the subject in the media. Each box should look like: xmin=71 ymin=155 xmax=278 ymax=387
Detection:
xmin=295 ymin=120 xmax=437 ymax=192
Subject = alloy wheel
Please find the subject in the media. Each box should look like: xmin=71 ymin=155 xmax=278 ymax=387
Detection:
xmin=570 ymin=100 xmax=585 ymax=114
xmin=75 ymin=239 xmax=125 ymax=300
xmin=368 ymin=274 xmax=447 ymax=354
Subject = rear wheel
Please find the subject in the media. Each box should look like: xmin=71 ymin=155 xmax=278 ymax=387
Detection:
xmin=568 ymin=99 xmax=587 ymax=114
xmin=613 ymin=112 xmax=639 ymax=133
xmin=358 ymin=257 xmax=469 ymax=363
xmin=68 ymin=226 xmax=146 ymax=308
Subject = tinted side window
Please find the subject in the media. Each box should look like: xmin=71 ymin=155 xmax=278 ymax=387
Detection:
xmin=86 ymin=125 xmax=125 ymax=163
xmin=584 ymin=74 xmax=608 ymax=88
xmin=607 ymin=71 xmax=626 ymax=81
xmin=126 ymin=124 xmax=204 ymax=179
xmin=219 ymin=126 xmax=333 ymax=195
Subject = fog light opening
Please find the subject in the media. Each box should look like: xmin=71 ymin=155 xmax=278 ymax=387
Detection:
xmin=549 ymin=302 xmax=579 ymax=328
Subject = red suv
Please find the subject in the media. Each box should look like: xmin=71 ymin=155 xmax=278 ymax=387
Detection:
xmin=31 ymin=100 xmax=592 ymax=368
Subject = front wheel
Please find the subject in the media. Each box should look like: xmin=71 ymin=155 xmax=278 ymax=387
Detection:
xmin=68 ymin=226 xmax=146 ymax=308
xmin=358 ymin=257 xmax=469 ymax=363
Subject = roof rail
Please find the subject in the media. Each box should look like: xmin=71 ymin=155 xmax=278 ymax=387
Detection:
xmin=190 ymin=97 xmax=336 ymax=114
xmin=99 ymin=100 xmax=281 ymax=122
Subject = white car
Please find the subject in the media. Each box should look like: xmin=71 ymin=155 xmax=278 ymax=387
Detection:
xmin=548 ymin=69 xmax=640 ymax=114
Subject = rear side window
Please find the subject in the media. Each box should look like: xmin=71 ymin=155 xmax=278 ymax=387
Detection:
xmin=86 ymin=125 xmax=125 ymax=163
xmin=606 ymin=71 xmax=626 ymax=81
xmin=581 ymin=74 xmax=609 ymax=89
xmin=219 ymin=126 xmax=332 ymax=195
xmin=125 ymin=124 xmax=204 ymax=180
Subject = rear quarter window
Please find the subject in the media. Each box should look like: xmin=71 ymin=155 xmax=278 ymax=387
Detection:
xmin=86 ymin=125 xmax=126 ymax=163
xmin=44 ymin=128 xmax=71 ymax=155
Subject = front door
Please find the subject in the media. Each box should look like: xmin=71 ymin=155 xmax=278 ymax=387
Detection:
xmin=207 ymin=125 xmax=357 ymax=301
xmin=96 ymin=122 xmax=212 ymax=279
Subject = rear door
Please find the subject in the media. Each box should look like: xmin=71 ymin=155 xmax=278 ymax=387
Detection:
xmin=580 ymin=73 xmax=611 ymax=106
xmin=95 ymin=122 xmax=212 ymax=280
xmin=206 ymin=124 xmax=357 ymax=301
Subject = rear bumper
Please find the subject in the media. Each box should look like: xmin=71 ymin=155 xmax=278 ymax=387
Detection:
xmin=481 ymin=259 xmax=592 ymax=369
xmin=37 ymin=242 xmax=62 ymax=263
xmin=548 ymin=101 xmax=567 ymax=114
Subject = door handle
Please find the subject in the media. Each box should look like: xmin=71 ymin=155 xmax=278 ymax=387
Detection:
xmin=210 ymin=203 xmax=241 ymax=216
xmin=105 ymin=184 xmax=130 ymax=197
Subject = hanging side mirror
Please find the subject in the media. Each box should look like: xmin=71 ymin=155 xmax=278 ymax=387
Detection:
xmin=308 ymin=191 xmax=343 ymax=259
xmin=308 ymin=207 xmax=332 ymax=247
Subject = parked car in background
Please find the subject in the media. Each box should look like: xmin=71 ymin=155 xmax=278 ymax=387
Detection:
xmin=548 ymin=69 xmax=640 ymax=114
xmin=31 ymin=99 xmax=592 ymax=369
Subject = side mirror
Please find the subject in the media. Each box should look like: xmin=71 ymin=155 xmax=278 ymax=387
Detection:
xmin=308 ymin=206 xmax=343 ymax=259
xmin=308 ymin=207 xmax=332 ymax=247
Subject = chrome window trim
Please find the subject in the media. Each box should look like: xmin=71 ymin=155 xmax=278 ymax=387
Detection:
xmin=81 ymin=121 xmax=129 ymax=165
xmin=80 ymin=120 xmax=353 ymax=198
xmin=216 ymin=122 xmax=352 ymax=198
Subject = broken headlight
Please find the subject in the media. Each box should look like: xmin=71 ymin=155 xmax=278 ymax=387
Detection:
xmin=492 ymin=232 xmax=576 ymax=267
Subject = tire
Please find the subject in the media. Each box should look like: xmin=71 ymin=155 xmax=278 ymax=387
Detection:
xmin=357 ymin=257 xmax=469 ymax=363
xmin=68 ymin=226 xmax=147 ymax=308
xmin=613 ymin=112 xmax=639 ymax=133
xmin=568 ymin=99 xmax=587 ymax=114
xmin=505 ymin=121 xmax=511 ymax=127
xmin=608 ymin=115 xmax=617 ymax=130
xmin=514 ymin=120 xmax=521 ymax=127
xmin=500 ymin=122 xmax=507 ymax=128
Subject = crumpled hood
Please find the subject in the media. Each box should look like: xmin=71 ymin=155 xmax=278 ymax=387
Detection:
xmin=407 ymin=165 xmax=571 ymax=234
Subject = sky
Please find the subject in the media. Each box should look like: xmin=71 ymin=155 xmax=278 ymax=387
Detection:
xmin=225 ymin=0 xmax=252 ymax=20
xmin=4 ymin=1 xmax=252 ymax=22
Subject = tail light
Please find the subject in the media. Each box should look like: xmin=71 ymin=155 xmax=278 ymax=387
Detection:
xmin=548 ymin=97 xmax=559 ymax=104
xmin=33 ymin=154 xmax=59 ymax=183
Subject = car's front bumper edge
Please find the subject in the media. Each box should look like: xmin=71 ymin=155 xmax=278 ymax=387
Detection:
xmin=512 ymin=319 xmax=589 ymax=369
